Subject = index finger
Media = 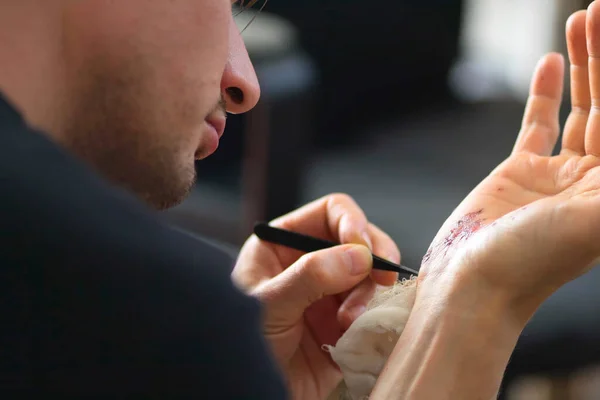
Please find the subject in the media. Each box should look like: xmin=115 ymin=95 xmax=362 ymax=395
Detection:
xmin=270 ymin=193 xmax=372 ymax=248
xmin=513 ymin=53 xmax=564 ymax=156
xmin=269 ymin=194 xmax=401 ymax=285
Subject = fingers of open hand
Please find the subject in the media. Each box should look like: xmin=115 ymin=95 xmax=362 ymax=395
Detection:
xmin=252 ymin=244 xmax=373 ymax=325
xmin=586 ymin=1 xmax=600 ymax=156
xmin=515 ymin=52 xmax=565 ymax=156
xmin=563 ymin=10 xmax=590 ymax=155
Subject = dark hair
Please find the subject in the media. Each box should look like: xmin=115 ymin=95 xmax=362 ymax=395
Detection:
xmin=238 ymin=0 xmax=260 ymax=8
xmin=235 ymin=0 xmax=268 ymax=32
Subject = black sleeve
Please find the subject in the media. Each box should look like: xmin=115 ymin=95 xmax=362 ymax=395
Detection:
xmin=0 ymin=107 xmax=288 ymax=399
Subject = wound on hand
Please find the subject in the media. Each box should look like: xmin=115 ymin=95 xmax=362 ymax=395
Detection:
xmin=422 ymin=208 xmax=486 ymax=264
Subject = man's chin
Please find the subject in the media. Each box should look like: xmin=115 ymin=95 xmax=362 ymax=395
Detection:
xmin=144 ymin=186 xmax=194 ymax=211
xmin=132 ymin=170 xmax=197 ymax=211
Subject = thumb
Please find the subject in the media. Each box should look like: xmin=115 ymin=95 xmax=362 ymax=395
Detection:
xmin=254 ymin=244 xmax=373 ymax=324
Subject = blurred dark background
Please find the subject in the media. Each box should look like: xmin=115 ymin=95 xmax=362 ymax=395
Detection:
xmin=165 ymin=1 xmax=600 ymax=398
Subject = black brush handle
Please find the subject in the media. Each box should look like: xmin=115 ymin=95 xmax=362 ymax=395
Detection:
xmin=253 ymin=222 xmax=418 ymax=277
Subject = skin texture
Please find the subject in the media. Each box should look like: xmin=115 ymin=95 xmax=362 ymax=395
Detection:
xmin=0 ymin=0 xmax=260 ymax=209
xmin=371 ymin=4 xmax=600 ymax=399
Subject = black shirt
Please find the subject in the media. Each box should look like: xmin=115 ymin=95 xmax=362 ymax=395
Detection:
xmin=0 ymin=94 xmax=288 ymax=398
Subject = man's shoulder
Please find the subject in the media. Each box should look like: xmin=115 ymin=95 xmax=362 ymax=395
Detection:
xmin=0 ymin=95 xmax=289 ymax=399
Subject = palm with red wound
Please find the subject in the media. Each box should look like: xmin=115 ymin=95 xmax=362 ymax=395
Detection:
xmin=419 ymin=7 xmax=600 ymax=306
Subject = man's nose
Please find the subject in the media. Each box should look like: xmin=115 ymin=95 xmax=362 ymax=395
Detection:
xmin=221 ymin=18 xmax=260 ymax=114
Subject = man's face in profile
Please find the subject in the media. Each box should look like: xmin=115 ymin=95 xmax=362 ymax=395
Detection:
xmin=58 ymin=0 xmax=259 ymax=209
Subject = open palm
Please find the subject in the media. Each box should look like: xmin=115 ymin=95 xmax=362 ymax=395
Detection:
xmin=421 ymin=9 xmax=600 ymax=286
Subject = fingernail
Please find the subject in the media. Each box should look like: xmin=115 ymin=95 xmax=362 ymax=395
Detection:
xmin=349 ymin=305 xmax=367 ymax=321
xmin=361 ymin=231 xmax=373 ymax=250
xmin=345 ymin=245 xmax=373 ymax=275
xmin=388 ymin=253 xmax=401 ymax=264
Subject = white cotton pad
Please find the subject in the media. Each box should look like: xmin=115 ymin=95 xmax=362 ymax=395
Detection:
xmin=324 ymin=278 xmax=417 ymax=400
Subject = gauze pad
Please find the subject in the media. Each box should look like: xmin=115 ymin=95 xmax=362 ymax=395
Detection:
xmin=324 ymin=277 xmax=417 ymax=400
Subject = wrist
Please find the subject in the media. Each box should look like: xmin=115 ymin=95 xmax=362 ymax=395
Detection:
xmin=418 ymin=270 xmax=526 ymax=364
xmin=418 ymin=258 xmax=541 ymax=328
xmin=371 ymin=269 xmax=525 ymax=400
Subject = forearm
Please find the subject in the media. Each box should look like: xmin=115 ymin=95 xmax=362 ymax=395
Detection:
xmin=370 ymin=275 xmax=525 ymax=400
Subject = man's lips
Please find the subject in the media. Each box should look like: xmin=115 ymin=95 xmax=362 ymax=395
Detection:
xmin=206 ymin=115 xmax=226 ymax=138
xmin=195 ymin=115 xmax=226 ymax=160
